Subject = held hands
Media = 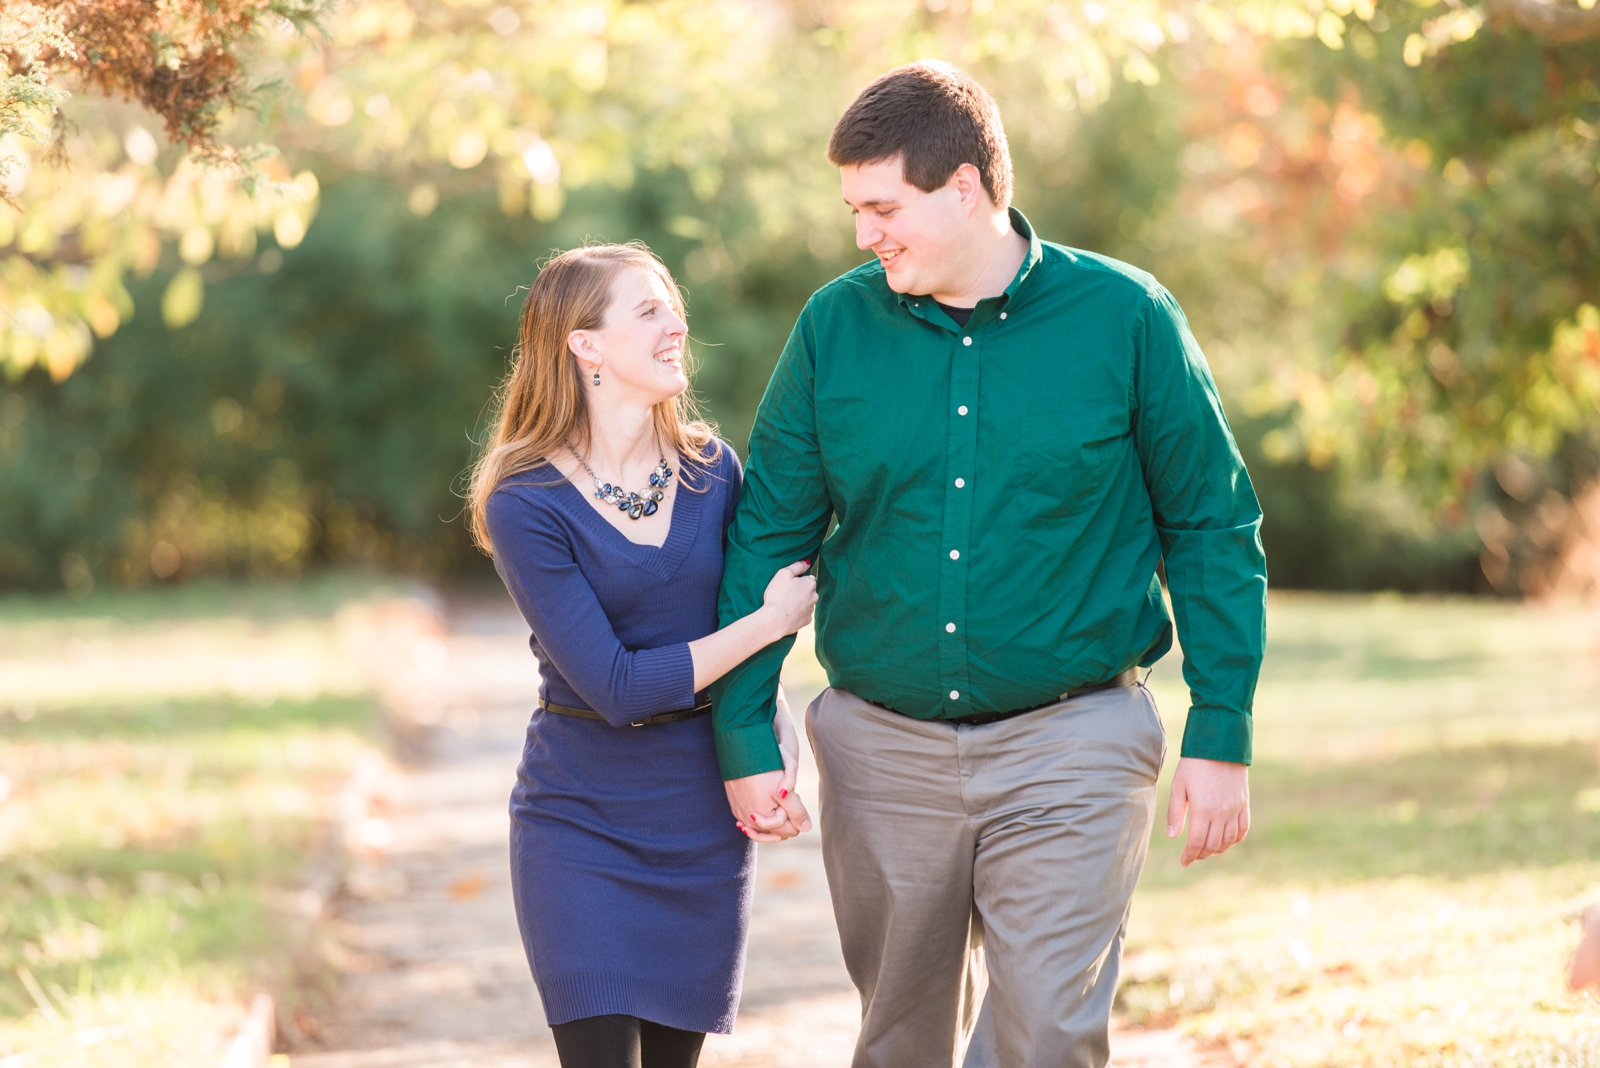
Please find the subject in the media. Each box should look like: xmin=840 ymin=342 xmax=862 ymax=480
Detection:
xmin=725 ymin=687 xmax=812 ymax=843
xmin=1166 ymin=757 xmax=1250 ymax=867
xmin=760 ymin=560 xmax=818 ymax=641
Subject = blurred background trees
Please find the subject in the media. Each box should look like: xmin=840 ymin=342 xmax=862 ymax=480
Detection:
xmin=2 ymin=0 xmax=1598 ymax=597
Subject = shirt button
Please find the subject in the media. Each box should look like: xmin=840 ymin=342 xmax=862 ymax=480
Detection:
xmin=949 ymin=549 xmax=960 ymax=560
xmin=962 ymin=337 xmax=972 ymax=347
xmin=950 ymin=690 xmax=960 ymax=700
xmin=958 ymin=405 xmax=968 ymax=416
xmin=1000 ymin=312 xmax=1008 ymax=320
xmin=954 ymin=478 xmax=965 ymax=488
xmin=945 ymin=622 xmax=956 ymax=633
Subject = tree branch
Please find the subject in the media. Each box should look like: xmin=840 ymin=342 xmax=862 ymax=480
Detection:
xmin=1485 ymin=0 xmax=1600 ymax=44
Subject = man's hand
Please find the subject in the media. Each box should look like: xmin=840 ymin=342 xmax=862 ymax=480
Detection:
xmin=1166 ymin=757 xmax=1250 ymax=867
xmin=725 ymin=770 xmax=811 ymax=843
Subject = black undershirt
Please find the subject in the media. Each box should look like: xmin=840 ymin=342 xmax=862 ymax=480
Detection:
xmin=935 ymin=301 xmax=974 ymax=328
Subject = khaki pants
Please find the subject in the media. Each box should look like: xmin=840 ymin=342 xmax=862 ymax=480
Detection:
xmin=805 ymin=684 xmax=1165 ymax=1068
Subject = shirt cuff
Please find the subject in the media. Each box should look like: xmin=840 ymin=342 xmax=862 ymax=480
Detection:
xmin=715 ymin=721 xmax=785 ymax=781
xmin=1178 ymin=706 xmax=1253 ymax=765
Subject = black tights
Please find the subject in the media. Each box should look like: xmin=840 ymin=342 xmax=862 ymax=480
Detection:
xmin=551 ymin=1014 xmax=705 ymax=1068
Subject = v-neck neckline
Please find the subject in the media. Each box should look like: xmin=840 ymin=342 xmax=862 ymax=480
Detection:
xmin=551 ymin=459 xmax=703 ymax=582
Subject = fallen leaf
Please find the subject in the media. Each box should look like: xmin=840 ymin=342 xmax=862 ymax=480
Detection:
xmin=448 ymin=872 xmax=487 ymax=900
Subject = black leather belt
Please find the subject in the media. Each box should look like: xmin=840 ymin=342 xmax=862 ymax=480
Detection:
xmin=539 ymin=698 xmax=712 ymax=727
xmin=947 ymin=668 xmax=1140 ymax=727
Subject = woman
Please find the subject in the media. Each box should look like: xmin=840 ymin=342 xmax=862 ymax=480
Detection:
xmin=466 ymin=242 xmax=814 ymax=1068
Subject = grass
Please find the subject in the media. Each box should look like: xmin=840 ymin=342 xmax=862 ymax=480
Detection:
xmin=1122 ymin=593 xmax=1600 ymax=1067
xmin=7 ymin=581 xmax=1598 ymax=1066
xmin=0 ymin=579 xmax=398 ymax=1065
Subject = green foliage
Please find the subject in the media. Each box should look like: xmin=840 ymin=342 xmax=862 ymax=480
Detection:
xmin=2 ymin=177 xmax=526 ymax=586
xmin=0 ymin=170 xmax=850 ymax=588
xmin=0 ymin=7 xmax=73 ymax=179
xmin=1266 ymin=9 xmax=1600 ymax=505
xmin=1237 ymin=419 xmax=1483 ymax=591
xmin=2 ymin=55 xmax=1505 ymax=593
xmin=9 ymin=1 xmax=1600 ymax=593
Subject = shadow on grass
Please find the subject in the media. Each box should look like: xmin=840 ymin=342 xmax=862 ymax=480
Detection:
xmin=0 ymin=694 xmax=377 ymax=742
xmin=1144 ymin=740 xmax=1600 ymax=887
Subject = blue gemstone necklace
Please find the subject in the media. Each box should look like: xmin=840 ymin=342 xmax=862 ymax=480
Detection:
xmin=566 ymin=439 xmax=672 ymax=520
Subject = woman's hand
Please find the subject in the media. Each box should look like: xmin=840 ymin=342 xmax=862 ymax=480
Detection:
xmin=727 ymin=771 xmax=791 ymax=843
xmin=772 ymin=687 xmax=811 ymax=830
xmin=687 ymin=563 xmax=816 ymax=693
xmin=731 ymin=687 xmax=812 ymax=843
xmin=774 ymin=686 xmax=800 ymax=796
xmin=760 ymin=561 xmax=817 ymax=640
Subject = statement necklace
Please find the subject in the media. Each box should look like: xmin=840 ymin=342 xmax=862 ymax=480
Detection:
xmin=566 ymin=440 xmax=672 ymax=520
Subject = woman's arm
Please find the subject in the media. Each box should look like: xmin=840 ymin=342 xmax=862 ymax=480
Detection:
xmin=488 ymin=490 xmax=697 ymax=726
xmin=688 ymin=561 xmax=815 ymax=692
xmin=486 ymin=488 xmax=814 ymax=725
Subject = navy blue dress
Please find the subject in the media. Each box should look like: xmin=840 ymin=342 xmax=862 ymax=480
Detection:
xmin=484 ymin=442 xmax=755 ymax=1035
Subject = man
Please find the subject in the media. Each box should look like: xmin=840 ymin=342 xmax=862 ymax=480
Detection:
xmin=714 ymin=61 xmax=1266 ymax=1068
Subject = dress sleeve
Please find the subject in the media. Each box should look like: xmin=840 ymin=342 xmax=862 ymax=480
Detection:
xmin=486 ymin=486 xmax=698 ymax=727
xmin=1132 ymin=287 xmax=1268 ymax=764
xmin=720 ymin=443 xmax=745 ymax=535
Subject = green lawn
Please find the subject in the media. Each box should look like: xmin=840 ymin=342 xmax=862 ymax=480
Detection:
xmin=1125 ymin=594 xmax=1600 ymax=1067
xmin=7 ymin=582 xmax=1598 ymax=1066
xmin=0 ymin=576 xmax=401 ymax=1065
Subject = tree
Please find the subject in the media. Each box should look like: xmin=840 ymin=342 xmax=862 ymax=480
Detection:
xmin=0 ymin=1 xmax=1369 ymax=381
xmin=7 ymin=0 xmax=1600 ymax=596
xmin=1262 ymin=3 xmax=1600 ymax=594
xmin=1 ymin=1 xmax=327 ymax=380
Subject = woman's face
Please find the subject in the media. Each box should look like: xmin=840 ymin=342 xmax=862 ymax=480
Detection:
xmin=571 ymin=266 xmax=689 ymax=406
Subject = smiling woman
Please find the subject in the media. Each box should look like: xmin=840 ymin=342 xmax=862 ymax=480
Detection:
xmin=463 ymin=242 xmax=816 ymax=1068
xmin=466 ymin=242 xmax=718 ymax=543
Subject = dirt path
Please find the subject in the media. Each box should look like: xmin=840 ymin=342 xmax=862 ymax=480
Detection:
xmin=292 ymin=600 xmax=1201 ymax=1068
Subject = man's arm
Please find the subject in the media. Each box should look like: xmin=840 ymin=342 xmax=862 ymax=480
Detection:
xmin=712 ymin=307 xmax=835 ymax=782
xmin=1132 ymin=286 xmax=1268 ymax=863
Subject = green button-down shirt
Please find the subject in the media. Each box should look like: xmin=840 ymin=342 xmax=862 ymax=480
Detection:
xmin=712 ymin=209 xmax=1266 ymax=781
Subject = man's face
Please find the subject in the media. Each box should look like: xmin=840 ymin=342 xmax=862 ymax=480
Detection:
xmin=840 ymin=157 xmax=967 ymax=298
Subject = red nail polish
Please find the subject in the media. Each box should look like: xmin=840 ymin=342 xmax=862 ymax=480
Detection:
xmin=780 ymin=790 xmax=788 ymax=799
xmin=749 ymin=814 xmax=759 ymax=822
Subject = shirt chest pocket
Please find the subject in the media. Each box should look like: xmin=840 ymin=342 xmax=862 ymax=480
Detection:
xmin=1011 ymin=405 xmax=1130 ymax=519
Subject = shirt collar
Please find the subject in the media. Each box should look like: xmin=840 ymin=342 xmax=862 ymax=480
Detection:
xmin=1004 ymin=207 xmax=1044 ymax=301
xmin=897 ymin=207 xmax=1044 ymax=330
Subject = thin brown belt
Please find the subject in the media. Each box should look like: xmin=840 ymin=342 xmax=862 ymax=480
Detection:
xmin=946 ymin=668 xmax=1141 ymax=727
xmin=538 ymin=698 xmax=712 ymax=728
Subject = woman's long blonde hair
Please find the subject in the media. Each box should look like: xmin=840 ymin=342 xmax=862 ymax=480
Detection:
xmin=467 ymin=243 xmax=719 ymax=554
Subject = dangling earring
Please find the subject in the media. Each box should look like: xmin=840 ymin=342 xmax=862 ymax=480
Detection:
xmin=592 ymin=370 xmax=601 ymax=386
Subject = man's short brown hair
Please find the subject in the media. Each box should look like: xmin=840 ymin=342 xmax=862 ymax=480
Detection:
xmin=827 ymin=60 xmax=1013 ymax=209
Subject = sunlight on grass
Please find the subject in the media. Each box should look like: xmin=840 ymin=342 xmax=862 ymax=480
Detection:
xmin=0 ymin=576 xmax=410 ymax=1064
xmin=1134 ymin=594 xmax=1600 ymax=1067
